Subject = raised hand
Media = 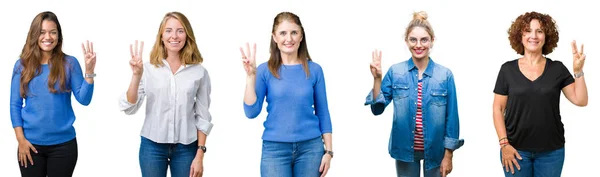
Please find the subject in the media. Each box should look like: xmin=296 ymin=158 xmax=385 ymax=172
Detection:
xmin=129 ymin=40 xmax=144 ymax=76
xmin=81 ymin=40 xmax=96 ymax=74
xmin=370 ymin=49 xmax=382 ymax=79
xmin=571 ymin=40 xmax=586 ymax=73
xmin=239 ymin=43 xmax=257 ymax=76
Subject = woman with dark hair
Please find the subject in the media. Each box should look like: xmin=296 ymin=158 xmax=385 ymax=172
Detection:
xmin=240 ymin=11 xmax=333 ymax=177
xmin=493 ymin=11 xmax=588 ymax=177
xmin=10 ymin=11 xmax=96 ymax=177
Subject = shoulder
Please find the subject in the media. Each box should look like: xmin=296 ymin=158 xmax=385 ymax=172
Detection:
xmin=501 ymin=59 xmax=518 ymax=69
xmin=307 ymin=60 xmax=323 ymax=71
xmin=13 ymin=59 xmax=23 ymax=72
xmin=545 ymin=58 xmax=566 ymax=67
xmin=65 ymin=55 xmax=79 ymax=64
xmin=388 ymin=59 xmax=410 ymax=73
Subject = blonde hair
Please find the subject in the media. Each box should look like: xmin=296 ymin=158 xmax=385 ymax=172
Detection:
xmin=149 ymin=11 xmax=203 ymax=67
xmin=404 ymin=11 xmax=435 ymax=41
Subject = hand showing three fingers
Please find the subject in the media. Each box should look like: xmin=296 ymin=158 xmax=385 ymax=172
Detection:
xmin=370 ymin=49 xmax=382 ymax=79
xmin=239 ymin=43 xmax=257 ymax=76
xmin=571 ymin=40 xmax=586 ymax=74
xmin=129 ymin=40 xmax=144 ymax=77
xmin=81 ymin=40 xmax=96 ymax=74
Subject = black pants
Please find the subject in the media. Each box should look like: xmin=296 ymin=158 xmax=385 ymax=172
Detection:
xmin=18 ymin=138 xmax=78 ymax=177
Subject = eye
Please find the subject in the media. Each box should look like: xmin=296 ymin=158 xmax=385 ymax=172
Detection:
xmin=279 ymin=31 xmax=286 ymax=35
xmin=409 ymin=38 xmax=417 ymax=43
xmin=421 ymin=38 xmax=429 ymax=43
xmin=178 ymin=29 xmax=184 ymax=34
xmin=291 ymin=31 xmax=298 ymax=35
xmin=165 ymin=29 xmax=172 ymax=33
xmin=51 ymin=31 xmax=58 ymax=35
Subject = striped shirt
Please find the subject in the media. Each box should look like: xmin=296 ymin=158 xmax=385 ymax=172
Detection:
xmin=414 ymin=79 xmax=424 ymax=151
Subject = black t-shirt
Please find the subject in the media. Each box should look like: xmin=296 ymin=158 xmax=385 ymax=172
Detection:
xmin=493 ymin=58 xmax=575 ymax=152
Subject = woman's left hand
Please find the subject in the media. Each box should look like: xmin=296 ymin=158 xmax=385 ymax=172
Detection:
xmin=189 ymin=156 xmax=203 ymax=177
xmin=572 ymin=40 xmax=586 ymax=73
xmin=319 ymin=153 xmax=332 ymax=177
xmin=440 ymin=152 xmax=453 ymax=177
xmin=81 ymin=40 xmax=96 ymax=74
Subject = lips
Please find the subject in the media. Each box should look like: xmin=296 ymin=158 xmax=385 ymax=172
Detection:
xmin=41 ymin=41 xmax=53 ymax=46
xmin=414 ymin=49 xmax=425 ymax=54
xmin=283 ymin=43 xmax=294 ymax=48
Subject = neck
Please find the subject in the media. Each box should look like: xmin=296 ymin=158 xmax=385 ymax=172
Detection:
xmin=412 ymin=55 xmax=429 ymax=71
xmin=41 ymin=51 xmax=52 ymax=64
xmin=166 ymin=51 xmax=181 ymax=63
xmin=522 ymin=51 xmax=544 ymax=65
xmin=281 ymin=52 xmax=300 ymax=65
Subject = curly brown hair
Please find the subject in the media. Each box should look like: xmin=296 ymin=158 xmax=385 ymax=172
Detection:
xmin=508 ymin=11 xmax=559 ymax=55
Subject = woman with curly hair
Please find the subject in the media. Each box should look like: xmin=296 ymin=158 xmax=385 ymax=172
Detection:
xmin=492 ymin=11 xmax=588 ymax=177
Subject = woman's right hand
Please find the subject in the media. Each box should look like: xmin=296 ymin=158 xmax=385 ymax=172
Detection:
xmin=17 ymin=139 xmax=37 ymax=168
xmin=501 ymin=144 xmax=522 ymax=174
xmin=239 ymin=43 xmax=257 ymax=76
xmin=370 ymin=49 xmax=382 ymax=79
xmin=129 ymin=40 xmax=144 ymax=77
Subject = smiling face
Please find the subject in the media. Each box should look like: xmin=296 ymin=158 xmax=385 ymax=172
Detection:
xmin=161 ymin=17 xmax=187 ymax=54
xmin=38 ymin=20 xmax=58 ymax=53
xmin=272 ymin=20 xmax=303 ymax=56
xmin=521 ymin=19 xmax=545 ymax=54
xmin=406 ymin=27 xmax=433 ymax=60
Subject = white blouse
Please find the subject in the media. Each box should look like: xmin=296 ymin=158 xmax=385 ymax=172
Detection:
xmin=119 ymin=59 xmax=213 ymax=144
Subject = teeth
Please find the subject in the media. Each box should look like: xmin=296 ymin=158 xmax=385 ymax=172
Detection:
xmin=169 ymin=41 xmax=180 ymax=44
xmin=42 ymin=41 xmax=52 ymax=44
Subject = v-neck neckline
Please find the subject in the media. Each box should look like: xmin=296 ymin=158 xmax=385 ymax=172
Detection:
xmin=517 ymin=58 xmax=548 ymax=83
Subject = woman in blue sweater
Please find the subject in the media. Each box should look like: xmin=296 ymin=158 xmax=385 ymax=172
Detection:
xmin=240 ymin=11 xmax=333 ymax=177
xmin=9 ymin=11 xmax=96 ymax=177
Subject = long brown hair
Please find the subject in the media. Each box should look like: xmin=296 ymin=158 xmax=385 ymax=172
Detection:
xmin=150 ymin=11 xmax=203 ymax=67
xmin=19 ymin=11 xmax=67 ymax=98
xmin=268 ymin=12 xmax=311 ymax=79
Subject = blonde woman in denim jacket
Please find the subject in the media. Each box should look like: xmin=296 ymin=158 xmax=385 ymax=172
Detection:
xmin=365 ymin=11 xmax=464 ymax=177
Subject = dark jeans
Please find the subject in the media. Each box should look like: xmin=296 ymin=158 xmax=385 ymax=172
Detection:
xmin=18 ymin=138 xmax=78 ymax=177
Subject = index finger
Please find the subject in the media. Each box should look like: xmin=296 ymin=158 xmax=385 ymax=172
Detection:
xmin=139 ymin=41 xmax=144 ymax=56
xmin=82 ymin=43 xmax=87 ymax=55
xmin=580 ymin=43 xmax=584 ymax=54
xmin=571 ymin=40 xmax=577 ymax=54
xmin=252 ymin=43 xmax=256 ymax=59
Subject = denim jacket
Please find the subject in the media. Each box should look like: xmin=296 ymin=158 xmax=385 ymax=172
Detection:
xmin=365 ymin=58 xmax=464 ymax=170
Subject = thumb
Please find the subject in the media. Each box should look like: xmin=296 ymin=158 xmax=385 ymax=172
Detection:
xmin=319 ymin=161 xmax=324 ymax=172
xmin=28 ymin=144 xmax=38 ymax=153
xmin=515 ymin=151 xmax=522 ymax=160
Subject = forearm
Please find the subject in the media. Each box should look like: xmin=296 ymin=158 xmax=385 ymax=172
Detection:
xmin=574 ymin=76 xmax=588 ymax=106
xmin=126 ymin=75 xmax=142 ymax=104
xmin=372 ymin=77 xmax=381 ymax=100
xmin=14 ymin=127 xmax=26 ymax=142
xmin=244 ymin=75 xmax=257 ymax=105
xmin=493 ymin=109 xmax=507 ymax=141
xmin=322 ymin=133 xmax=332 ymax=151
xmin=196 ymin=130 xmax=207 ymax=158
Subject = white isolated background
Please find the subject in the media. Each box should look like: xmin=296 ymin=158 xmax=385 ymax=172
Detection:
xmin=0 ymin=0 xmax=597 ymax=176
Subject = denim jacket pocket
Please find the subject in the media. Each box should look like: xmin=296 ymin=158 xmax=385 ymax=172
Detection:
xmin=392 ymin=83 xmax=409 ymax=99
xmin=430 ymin=89 xmax=447 ymax=106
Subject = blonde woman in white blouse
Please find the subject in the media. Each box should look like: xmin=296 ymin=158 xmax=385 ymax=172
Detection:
xmin=118 ymin=12 xmax=212 ymax=177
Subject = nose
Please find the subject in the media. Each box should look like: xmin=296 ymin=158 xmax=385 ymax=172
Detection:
xmin=44 ymin=32 xmax=51 ymax=39
xmin=285 ymin=34 xmax=292 ymax=42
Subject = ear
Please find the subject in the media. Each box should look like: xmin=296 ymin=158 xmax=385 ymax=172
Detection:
xmin=272 ymin=33 xmax=277 ymax=43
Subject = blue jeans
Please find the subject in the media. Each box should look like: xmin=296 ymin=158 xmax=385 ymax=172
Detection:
xmin=500 ymin=147 xmax=565 ymax=177
xmin=139 ymin=136 xmax=198 ymax=177
xmin=395 ymin=151 xmax=441 ymax=177
xmin=261 ymin=136 xmax=324 ymax=177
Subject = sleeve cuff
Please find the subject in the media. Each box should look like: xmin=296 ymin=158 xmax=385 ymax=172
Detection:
xmin=364 ymin=90 xmax=385 ymax=105
xmin=443 ymin=136 xmax=465 ymax=150
xmin=196 ymin=118 xmax=214 ymax=136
